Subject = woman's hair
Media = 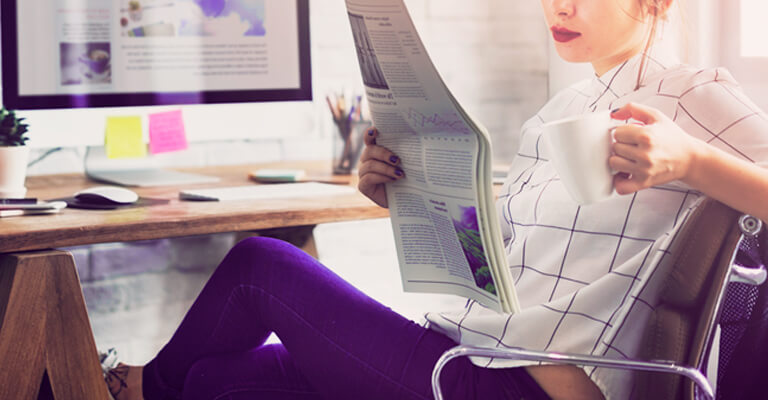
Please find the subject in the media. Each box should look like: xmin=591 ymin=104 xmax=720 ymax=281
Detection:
xmin=635 ymin=0 xmax=679 ymax=90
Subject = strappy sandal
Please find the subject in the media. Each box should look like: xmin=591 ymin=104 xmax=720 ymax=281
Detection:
xmin=105 ymin=364 xmax=130 ymax=400
xmin=100 ymin=348 xmax=127 ymax=400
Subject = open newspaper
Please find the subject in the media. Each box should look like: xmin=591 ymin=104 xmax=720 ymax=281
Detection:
xmin=344 ymin=0 xmax=521 ymax=314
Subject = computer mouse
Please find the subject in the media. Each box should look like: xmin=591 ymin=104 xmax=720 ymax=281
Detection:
xmin=74 ymin=186 xmax=139 ymax=205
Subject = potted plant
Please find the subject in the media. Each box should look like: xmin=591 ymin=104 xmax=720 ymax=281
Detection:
xmin=0 ymin=107 xmax=30 ymax=198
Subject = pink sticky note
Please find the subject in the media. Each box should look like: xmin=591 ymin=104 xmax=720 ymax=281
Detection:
xmin=149 ymin=110 xmax=188 ymax=154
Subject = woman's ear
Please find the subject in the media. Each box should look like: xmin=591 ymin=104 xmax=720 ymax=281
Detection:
xmin=644 ymin=0 xmax=673 ymax=17
xmin=660 ymin=0 xmax=674 ymax=14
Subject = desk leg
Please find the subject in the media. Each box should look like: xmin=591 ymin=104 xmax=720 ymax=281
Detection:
xmin=237 ymin=225 xmax=319 ymax=259
xmin=0 ymin=250 xmax=108 ymax=400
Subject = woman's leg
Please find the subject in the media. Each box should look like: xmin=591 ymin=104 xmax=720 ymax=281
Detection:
xmin=180 ymin=344 xmax=321 ymax=400
xmin=142 ymin=237 xmax=549 ymax=400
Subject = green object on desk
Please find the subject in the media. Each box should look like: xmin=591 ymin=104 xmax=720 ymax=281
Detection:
xmin=251 ymin=169 xmax=306 ymax=183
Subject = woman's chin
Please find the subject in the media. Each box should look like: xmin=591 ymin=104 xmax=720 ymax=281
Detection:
xmin=552 ymin=46 xmax=592 ymax=64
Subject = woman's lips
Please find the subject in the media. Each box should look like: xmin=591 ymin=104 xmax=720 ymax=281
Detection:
xmin=551 ymin=26 xmax=581 ymax=43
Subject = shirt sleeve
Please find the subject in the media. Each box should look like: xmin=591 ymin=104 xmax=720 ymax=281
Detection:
xmin=673 ymin=67 xmax=768 ymax=167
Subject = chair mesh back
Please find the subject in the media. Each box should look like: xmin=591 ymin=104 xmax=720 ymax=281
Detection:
xmin=635 ymin=199 xmax=741 ymax=399
xmin=716 ymin=232 xmax=768 ymax=399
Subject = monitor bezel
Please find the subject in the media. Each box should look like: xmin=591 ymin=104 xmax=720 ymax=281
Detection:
xmin=1 ymin=0 xmax=312 ymax=110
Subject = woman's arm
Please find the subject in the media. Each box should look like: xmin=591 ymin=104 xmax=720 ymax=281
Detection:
xmin=609 ymin=102 xmax=768 ymax=223
xmin=684 ymin=141 xmax=768 ymax=223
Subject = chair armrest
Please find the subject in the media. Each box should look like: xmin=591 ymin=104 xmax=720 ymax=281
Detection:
xmin=731 ymin=215 xmax=766 ymax=285
xmin=730 ymin=264 xmax=767 ymax=285
xmin=431 ymin=345 xmax=714 ymax=400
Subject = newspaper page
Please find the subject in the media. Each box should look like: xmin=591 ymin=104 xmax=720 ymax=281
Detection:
xmin=345 ymin=0 xmax=520 ymax=313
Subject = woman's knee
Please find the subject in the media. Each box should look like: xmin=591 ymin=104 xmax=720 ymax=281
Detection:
xmin=219 ymin=236 xmax=312 ymax=278
xmin=226 ymin=237 xmax=291 ymax=263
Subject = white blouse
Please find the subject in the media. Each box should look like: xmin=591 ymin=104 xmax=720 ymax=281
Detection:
xmin=425 ymin=48 xmax=768 ymax=398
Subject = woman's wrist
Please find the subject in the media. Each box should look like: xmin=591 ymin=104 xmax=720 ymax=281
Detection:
xmin=680 ymin=138 xmax=713 ymax=190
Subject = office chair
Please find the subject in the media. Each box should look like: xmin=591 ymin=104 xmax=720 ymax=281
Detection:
xmin=432 ymin=198 xmax=766 ymax=400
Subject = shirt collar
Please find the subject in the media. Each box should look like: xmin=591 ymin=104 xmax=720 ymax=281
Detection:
xmin=589 ymin=44 xmax=680 ymax=101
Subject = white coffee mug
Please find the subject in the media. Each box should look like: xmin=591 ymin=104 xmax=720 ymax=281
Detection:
xmin=542 ymin=111 xmax=618 ymax=205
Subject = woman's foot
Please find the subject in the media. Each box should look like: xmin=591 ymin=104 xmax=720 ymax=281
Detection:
xmin=105 ymin=363 xmax=144 ymax=400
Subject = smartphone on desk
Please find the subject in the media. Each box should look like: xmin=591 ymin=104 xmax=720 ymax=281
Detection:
xmin=0 ymin=200 xmax=67 ymax=217
xmin=0 ymin=200 xmax=68 ymax=210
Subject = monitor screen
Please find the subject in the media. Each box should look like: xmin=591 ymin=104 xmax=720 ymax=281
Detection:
xmin=1 ymin=0 xmax=311 ymax=109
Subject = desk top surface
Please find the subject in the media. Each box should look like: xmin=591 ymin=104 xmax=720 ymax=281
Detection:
xmin=0 ymin=161 xmax=389 ymax=253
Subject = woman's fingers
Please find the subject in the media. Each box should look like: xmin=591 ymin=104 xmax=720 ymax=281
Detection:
xmin=358 ymin=158 xmax=404 ymax=180
xmin=363 ymin=127 xmax=378 ymax=146
xmin=608 ymin=154 xmax=638 ymax=175
xmin=610 ymin=102 xmax=661 ymax=125
xmin=359 ymin=127 xmax=402 ymax=174
xmin=613 ymin=172 xmax=644 ymax=195
xmin=612 ymin=124 xmax=649 ymax=147
xmin=360 ymin=144 xmax=400 ymax=165
xmin=358 ymin=160 xmax=403 ymax=209
xmin=609 ymin=155 xmax=647 ymax=195
xmin=612 ymin=142 xmax=650 ymax=167
xmin=357 ymin=127 xmax=404 ymax=208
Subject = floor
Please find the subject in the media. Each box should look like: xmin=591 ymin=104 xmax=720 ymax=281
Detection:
xmin=87 ymin=218 xmax=465 ymax=365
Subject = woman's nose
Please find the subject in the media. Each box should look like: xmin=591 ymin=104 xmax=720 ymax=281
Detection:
xmin=551 ymin=0 xmax=575 ymax=17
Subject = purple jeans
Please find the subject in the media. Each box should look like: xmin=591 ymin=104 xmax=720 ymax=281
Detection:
xmin=142 ymin=237 xmax=549 ymax=400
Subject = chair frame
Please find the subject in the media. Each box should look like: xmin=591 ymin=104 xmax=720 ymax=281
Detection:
xmin=432 ymin=212 xmax=765 ymax=400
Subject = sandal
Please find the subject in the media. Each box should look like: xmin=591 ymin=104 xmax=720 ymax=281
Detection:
xmin=99 ymin=348 xmax=128 ymax=400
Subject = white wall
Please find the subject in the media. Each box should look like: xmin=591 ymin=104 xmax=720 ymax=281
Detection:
xmin=14 ymin=0 xmax=549 ymax=174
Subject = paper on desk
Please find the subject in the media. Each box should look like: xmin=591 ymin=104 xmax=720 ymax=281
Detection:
xmin=149 ymin=110 xmax=188 ymax=154
xmin=180 ymin=182 xmax=356 ymax=201
xmin=105 ymin=116 xmax=147 ymax=159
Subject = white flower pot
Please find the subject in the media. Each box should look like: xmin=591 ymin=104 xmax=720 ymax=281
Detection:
xmin=0 ymin=146 xmax=30 ymax=198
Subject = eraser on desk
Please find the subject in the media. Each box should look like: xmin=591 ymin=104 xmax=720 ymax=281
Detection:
xmin=251 ymin=169 xmax=306 ymax=183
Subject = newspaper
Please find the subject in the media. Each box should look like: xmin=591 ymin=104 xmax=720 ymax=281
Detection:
xmin=345 ymin=0 xmax=521 ymax=313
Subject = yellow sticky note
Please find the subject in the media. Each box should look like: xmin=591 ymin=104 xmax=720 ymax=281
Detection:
xmin=105 ymin=116 xmax=146 ymax=159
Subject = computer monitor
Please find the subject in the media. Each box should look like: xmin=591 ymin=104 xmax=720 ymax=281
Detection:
xmin=1 ymin=0 xmax=312 ymax=186
xmin=1 ymin=0 xmax=311 ymax=109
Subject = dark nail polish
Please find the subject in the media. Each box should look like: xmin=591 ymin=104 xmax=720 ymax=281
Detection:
xmin=368 ymin=129 xmax=375 ymax=136
xmin=395 ymin=169 xmax=404 ymax=177
xmin=390 ymin=156 xmax=399 ymax=164
xmin=611 ymin=108 xmax=620 ymax=114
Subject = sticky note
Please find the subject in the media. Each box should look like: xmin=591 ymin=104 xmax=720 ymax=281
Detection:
xmin=149 ymin=110 xmax=189 ymax=154
xmin=105 ymin=116 xmax=146 ymax=159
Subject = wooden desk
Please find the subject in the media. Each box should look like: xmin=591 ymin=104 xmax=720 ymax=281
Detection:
xmin=0 ymin=162 xmax=388 ymax=399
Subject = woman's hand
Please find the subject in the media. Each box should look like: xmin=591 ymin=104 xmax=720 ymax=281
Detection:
xmin=609 ymin=103 xmax=705 ymax=194
xmin=357 ymin=128 xmax=405 ymax=208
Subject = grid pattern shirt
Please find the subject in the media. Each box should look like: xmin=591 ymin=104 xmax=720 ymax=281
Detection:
xmin=425 ymin=49 xmax=768 ymax=399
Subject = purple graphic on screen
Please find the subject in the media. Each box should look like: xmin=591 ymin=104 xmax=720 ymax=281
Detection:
xmin=121 ymin=0 xmax=266 ymax=37
xmin=196 ymin=0 xmax=226 ymax=17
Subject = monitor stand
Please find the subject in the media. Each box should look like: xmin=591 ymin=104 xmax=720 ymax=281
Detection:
xmin=84 ymin=146 xmax=220 ymax=187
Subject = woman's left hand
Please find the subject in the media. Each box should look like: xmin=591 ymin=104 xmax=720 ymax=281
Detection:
xmin=609 ymin=103 xmax=704 ymax=195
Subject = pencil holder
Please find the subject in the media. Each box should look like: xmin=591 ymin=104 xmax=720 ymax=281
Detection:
xmin=332 ymin=119 xmax=371 ymax=175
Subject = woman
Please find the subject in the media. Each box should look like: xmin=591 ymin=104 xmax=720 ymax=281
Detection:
xmin=106 ymin=0 xmax=768 ymax=399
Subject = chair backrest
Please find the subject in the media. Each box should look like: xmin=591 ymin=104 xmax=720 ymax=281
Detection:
xmin=635 ymin=198 xmax=743 ymax=399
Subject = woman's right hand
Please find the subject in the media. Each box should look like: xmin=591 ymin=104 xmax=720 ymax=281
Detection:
xmin=358 ymin=127 xmax=405 ymax=208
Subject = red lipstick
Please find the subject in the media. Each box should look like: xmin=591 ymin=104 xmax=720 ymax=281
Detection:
xmin=551 ymin=26 xmax=581 ymax=43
